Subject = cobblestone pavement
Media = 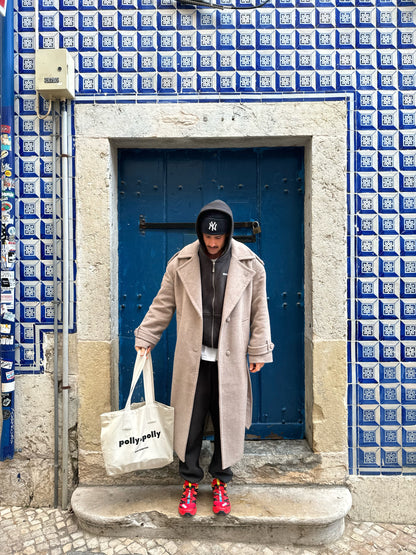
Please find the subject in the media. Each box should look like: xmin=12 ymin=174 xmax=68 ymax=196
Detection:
xmin=1 ymin=506 xmax=416 ymax=555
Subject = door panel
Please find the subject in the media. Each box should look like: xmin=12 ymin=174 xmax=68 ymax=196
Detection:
xmin=118 ymin=147 xmax=304 ymax=439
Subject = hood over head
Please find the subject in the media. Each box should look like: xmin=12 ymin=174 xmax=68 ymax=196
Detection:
xmin=196 ymin=199 xmax=234 ymax=256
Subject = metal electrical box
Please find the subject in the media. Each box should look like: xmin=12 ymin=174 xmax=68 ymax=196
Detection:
xmin=35 ymin=49 xmax=75 ymax=100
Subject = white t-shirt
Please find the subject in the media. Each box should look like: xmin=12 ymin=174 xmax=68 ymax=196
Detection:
xmin=201 ymin=345 xmax=218 ymax=362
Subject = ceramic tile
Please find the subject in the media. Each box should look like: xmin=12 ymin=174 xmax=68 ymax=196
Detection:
xmin=9 ymin=0 xmax=416 ymax=473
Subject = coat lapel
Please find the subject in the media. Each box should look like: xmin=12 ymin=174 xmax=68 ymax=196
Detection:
xmin=176 ymin=239 xmax=256 ymax=321
xmin=222 ymin=244 xmax=256 ymax=321
xmin=176 ymin=244 xmax=202 ymax=318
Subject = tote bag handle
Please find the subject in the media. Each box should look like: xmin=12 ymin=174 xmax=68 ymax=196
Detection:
xmin=124 ymin=353 xmax=156 ymax=411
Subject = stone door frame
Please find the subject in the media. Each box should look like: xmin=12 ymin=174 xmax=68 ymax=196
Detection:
xmin=74 ymin=100 xmax=348 ymax=482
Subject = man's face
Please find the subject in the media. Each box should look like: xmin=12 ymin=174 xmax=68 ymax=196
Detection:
xmin=202 ymin=233 xmax=227 ymax=259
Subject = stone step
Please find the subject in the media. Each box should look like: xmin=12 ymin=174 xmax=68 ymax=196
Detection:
xmin=71 ymin=484 xmax=352 ymax=547
xmin=85 ymin=440 xmax=346 ymax=487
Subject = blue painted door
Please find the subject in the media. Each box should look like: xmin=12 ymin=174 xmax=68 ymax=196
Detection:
xmin=118 ymin=147 xmax=304 ymax=439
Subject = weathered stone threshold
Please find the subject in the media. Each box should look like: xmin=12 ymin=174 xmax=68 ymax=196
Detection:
xmin=72 ymin=440 xmax=351 ymax=546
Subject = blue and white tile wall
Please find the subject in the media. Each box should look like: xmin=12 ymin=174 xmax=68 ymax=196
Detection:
xmin=13 ymin=0 xmax=416 ymax=475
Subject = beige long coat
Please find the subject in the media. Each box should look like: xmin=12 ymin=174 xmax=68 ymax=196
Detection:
xmin=135 ymin=238 xmax=274 ymax=468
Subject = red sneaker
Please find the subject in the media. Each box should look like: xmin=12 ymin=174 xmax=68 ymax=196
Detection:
xmin=211 ymin=478 xmax=231 ymax=515
xmin=178 ymin=481 xmax=198 ymax=517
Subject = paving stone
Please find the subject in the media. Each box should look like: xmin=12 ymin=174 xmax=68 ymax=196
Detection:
xmin=165 ymin=540 xmax=179 ymax=554
xmin=1 ymin=505 xmax=416 ymax=555
xmin=148 ymin=546 xmax=167 ymax=555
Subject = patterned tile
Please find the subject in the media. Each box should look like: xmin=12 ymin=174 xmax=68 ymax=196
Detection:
xmin=9 ymin=0 xmax=416 ymax=474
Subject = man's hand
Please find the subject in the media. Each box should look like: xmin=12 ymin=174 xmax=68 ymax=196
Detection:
xmin=135 ymin=346 xmax=151 ymax=357
xmin=249 ymin=362 xmax=264 ymax=373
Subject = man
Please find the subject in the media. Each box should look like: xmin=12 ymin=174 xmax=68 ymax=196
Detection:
xmin=135 ymin=199 xmax=274 ymax=517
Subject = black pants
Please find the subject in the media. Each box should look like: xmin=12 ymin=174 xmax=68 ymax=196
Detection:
xmin=179 ymin=360 xmax=233 ymax=484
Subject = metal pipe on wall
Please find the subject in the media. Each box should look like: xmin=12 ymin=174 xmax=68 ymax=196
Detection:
xmin=51 ymin=101 xmax=60 ymax=508
xmin=61 ymin=99 xmax=70 ymax=509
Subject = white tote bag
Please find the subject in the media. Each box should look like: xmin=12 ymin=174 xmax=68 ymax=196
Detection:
xmin=100 ymin=353 xmax=174 ymax=476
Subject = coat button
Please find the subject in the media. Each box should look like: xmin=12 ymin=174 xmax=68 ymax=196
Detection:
xmin=226 ymin=317 xmax=230 ymax=323
xmin=226 ymin=350 xmax=230 ymax=356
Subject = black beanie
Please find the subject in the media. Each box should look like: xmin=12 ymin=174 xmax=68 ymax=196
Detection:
xmin=200 ymin=211 xmax=230 ymax=235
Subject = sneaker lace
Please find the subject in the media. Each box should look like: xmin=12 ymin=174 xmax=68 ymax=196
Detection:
xmin=181 ymin=482 xmax=198 ymax=504
xmin=212 ymin=479 xmax=227 ymax=503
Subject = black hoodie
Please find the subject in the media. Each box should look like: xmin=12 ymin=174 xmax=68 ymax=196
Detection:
xmin=196 ymin=200 xmax=234 ymax=349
